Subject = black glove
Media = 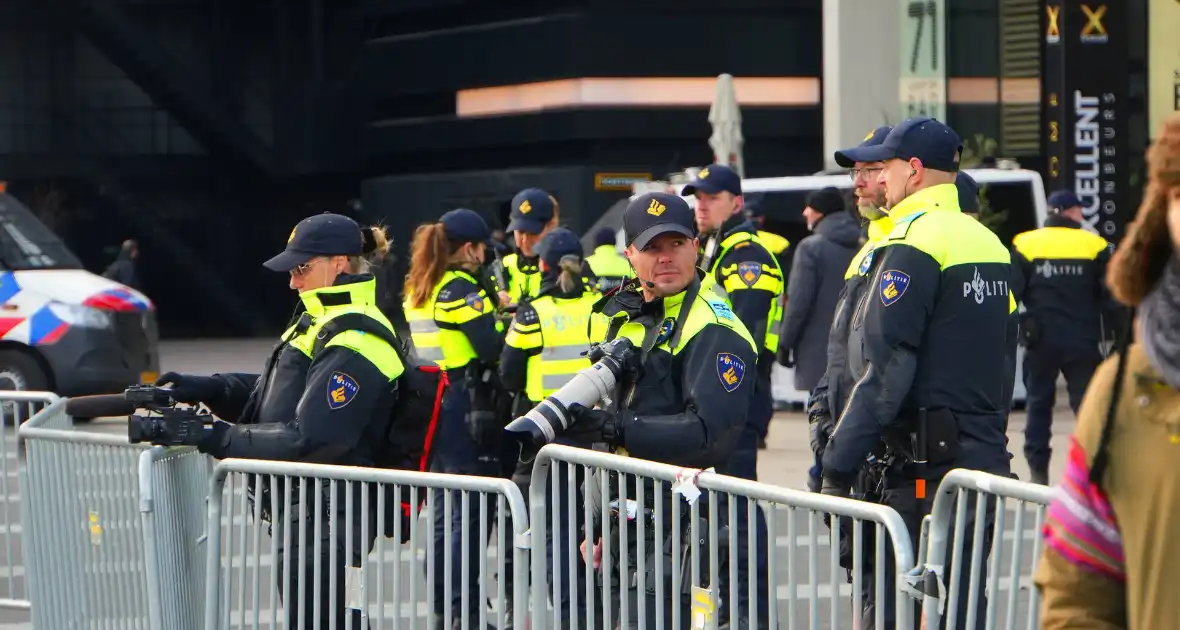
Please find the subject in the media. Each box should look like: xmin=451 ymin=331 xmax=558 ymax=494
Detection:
xmin=820 ymin=477 xmax=852 ymax=530
xmin=808 ymin=406 xmax=835 ymax=459
xmin=155 ymin=372 xmax=224 ymax=405
xmin=196 ymin=419 xmax=232 ymax=458
xmin=776 ymin=345 xmax=795 ymax=368
xmin=565 ymin=404 xmax=624 ymax=446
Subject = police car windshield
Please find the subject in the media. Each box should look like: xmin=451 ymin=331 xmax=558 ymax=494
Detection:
xmin=0 ymin=195 xmax=83 ymax=270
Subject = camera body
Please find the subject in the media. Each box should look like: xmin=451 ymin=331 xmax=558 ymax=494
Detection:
xmin=124 ymin=385 xmax=212 ymax=446
xmin=504 ymin=336 xmax=639 ymax=460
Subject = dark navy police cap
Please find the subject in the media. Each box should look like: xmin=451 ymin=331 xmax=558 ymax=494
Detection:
xmin=593 ymin=226 xmax=617 ymax=248
xmin=624 ymin=192 xmax=696 ymax=251
xmin=1047 ymin=189 xmax=1082 ymax=211
xmin=681 ymin=164 xmax=742 ymax=197
xmin=506 ymin=188 xmax=557 ymax=234
xmin=956 ymin=172 xmax=980 ymax=213
xmin=838 ymin=117 xmax=962 ymax=172
xmin=264 ymin=212 xmax=363 ymax=272
xmin=537 ymin=227 xmax=584 ymax=268
xmin=834 ymin=125 xmax=893 ymax=168
xmin=440 ymin=208 xmax=494 ymax=245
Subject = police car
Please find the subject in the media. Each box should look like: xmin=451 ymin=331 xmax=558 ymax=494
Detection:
xmin=589 ymin=166 xmax=1051 ymax=408
xmin=0 ymin=192 xmax=158 ymax=406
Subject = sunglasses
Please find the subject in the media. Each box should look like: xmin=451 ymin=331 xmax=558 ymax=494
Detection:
xmin=290 ymin=258 xmax=323 ymax=277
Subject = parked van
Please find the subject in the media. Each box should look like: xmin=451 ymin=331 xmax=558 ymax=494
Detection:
xmin=0 ymin=193 xmax=158 ymax=400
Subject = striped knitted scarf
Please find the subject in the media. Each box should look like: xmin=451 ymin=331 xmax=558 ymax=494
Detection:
xmin=1042 ymin=437 xmax=1126 ymax=581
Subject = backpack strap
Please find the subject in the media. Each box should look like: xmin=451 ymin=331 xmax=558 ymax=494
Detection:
xmin=312 ymin=312 xmax=405 ymax=365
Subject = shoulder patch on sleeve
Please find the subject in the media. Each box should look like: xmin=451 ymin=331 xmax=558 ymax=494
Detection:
xmin=706 ymin=299 xmax=735 ymax=321
xmin=327 ymin=371 xmax=360 ymax=409
xmin=879 ymin=269 xmax=911 ymax=306
xmin=464 ymin=291 xmax=487 ymax=312
xmin=736 ymin=261 xmax=763 ymax=288
xmin=716 ymin=352 xmax=746 ymax=393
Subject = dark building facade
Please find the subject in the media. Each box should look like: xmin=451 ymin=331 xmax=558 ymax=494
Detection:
xmin=0 ymin=0 xmax=1115 ymax=337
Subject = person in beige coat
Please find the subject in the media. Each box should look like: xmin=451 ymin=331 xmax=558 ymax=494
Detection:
xmin=1034 ymin=112 xmax=1180 ymax=629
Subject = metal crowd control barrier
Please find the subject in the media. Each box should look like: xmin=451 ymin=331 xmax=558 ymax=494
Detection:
xmin=19 ymin=397 xmax=210 ymax=629
xmin=915 ymin=469 xmax=1056 ymax=630
xmin=203 ymin=458 xmax=530 ymax=630
xmin=0 ymin=390 xmax=60 ymax=610
xmin=528 ymin=444 xmax=917 ymax=630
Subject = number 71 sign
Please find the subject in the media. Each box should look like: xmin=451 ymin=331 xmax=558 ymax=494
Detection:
xmin=899 ymin=0 xmax=947 ymax=122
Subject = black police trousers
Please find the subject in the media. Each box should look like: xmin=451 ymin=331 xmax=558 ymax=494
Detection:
xmin=1022 ymin=339 xmax=1101 ymax=472
xmin=852 ymin=477 xmax=997 ymax=630
xmin=272 ymin=504 xmax=377 ymax=630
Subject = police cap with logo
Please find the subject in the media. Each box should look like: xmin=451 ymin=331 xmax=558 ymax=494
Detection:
xmin=506 ymin=188 xmax=558 ymax=234
xmin=681 ymin=164 xmax=742 ymax=197
xmin=624 ymin=192 xmax=696 ymax=251
xmin=837 ymin=117 xmax=963 ymax=173
xmin=439 ymin=208 xmax=496 ymax=245
xmin=264 ymin=212 xmax=364 ymax=272
xmin=834 ymin=125 xmax=893 ymax=168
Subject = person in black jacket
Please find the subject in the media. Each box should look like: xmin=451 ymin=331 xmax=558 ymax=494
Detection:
xmin=1010 ymin=189 xmax=1114 ymax=483
xmin=778 ymin=187 xmax=861 ymax=392
xmin=565 ymin=192 xmax=759 ymax=628
xmin=154 ymin=213 xmax=404 ymax=630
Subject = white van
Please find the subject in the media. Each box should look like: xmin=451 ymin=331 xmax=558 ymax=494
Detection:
xmin=699 ymin=168 xmax=1048 ymax=408
xmin=0 ymin=193 xmax=159 ymax=399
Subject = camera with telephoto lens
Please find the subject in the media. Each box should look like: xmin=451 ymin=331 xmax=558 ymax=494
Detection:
xmin=504 ymin=336 xmax=638 ymax=461
xmin=125 ymin=384 xmax=214 ymax=446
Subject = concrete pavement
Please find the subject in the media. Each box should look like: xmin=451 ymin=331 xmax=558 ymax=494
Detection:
xmin=0 ymin=338 xmax=1075 ymax=628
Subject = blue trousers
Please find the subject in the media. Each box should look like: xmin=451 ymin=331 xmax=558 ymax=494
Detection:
xmin=1022 ymin=340 xmax=1101 ymax=471
xmin=428 ymin=384 xmax=506 ymax=622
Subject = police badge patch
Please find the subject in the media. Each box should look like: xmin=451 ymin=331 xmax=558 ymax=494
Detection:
xmin=737 ymin=261 xmax=762 ymax=288
xmin=327 ymin=371 xmax=360 ymax=410
xmin=654 ymin=317 xmax=675 ymax=345
xmin=716 ymin=353 xmax=746 ymax=393
xmin=858 ymin=248 xmax=875 ymax=276
xmin=879 ymin=269 xmax=910 ymax=307
xmin=464 ymin=292 xmax=486 ymax=312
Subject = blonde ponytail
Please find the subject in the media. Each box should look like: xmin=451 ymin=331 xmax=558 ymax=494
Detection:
xmin=556 ymin=254 xmax=582 ymax=293
xmin=350 ymin=225 xmax=393 ymax=274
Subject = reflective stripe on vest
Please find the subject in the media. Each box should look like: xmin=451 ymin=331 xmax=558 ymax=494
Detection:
xmin=524 ymin=293 xmax=599 ymax=402
xmin=700 ymin=230 xmax=784 ymax=352
xmin=402 ymin=270 xmax=482 ymax=369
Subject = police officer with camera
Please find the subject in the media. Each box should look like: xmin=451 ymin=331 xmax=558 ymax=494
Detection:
xmin=561 ymin=192 xmax=759 ymax=627
xmin=155 ymin=212 xmax=404 ymax=630
xmin=820 ymin=118 xmax=1011 ymax=629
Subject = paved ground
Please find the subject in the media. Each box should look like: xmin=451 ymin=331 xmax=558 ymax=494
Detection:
xmin=0 ymin=339 xmax=1075 ymax=629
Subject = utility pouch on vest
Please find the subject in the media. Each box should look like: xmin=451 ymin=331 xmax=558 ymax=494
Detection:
xmin=313 ymin=313 xmax=450 ymax=542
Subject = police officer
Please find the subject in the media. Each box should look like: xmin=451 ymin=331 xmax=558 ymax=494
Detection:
xmin=820 ymin=118 xmax=1011 ymax=629
xmin=499 ymin=227 xmax=606 ymax=623
xmin=401 ymin=208 xmax=508 ymax=628
xmin=496 ymin=188 xmax=561 ymax=306
xmin=566 ymin=192 xmax=759 ymax=628
xmin=156 ymin=212 xmax=404 ymax=630
xmin=1010 ymin=189 xmax=1113 ymax=484
xmin=585 ymin=226 xmax=631 ymax=293
xmin=682 ymin=163 xmax=781 ymax=624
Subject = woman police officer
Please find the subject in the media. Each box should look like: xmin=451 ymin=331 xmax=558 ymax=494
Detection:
xmin=498 ymin=227 xmax=606 ymax=623
xmin=154 ymin=212 xmax=405 ymax=630
xmin=401 ymin=208 xmax=509 ymax=628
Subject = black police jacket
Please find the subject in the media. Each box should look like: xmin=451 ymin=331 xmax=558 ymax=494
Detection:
xmin=1010 ymin=216 xmax=1115 ymax=346
xmin=200 ymin=274 xmax=402 ymax=466
xmin=597 ymin=275 xmax=760 ymax=469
